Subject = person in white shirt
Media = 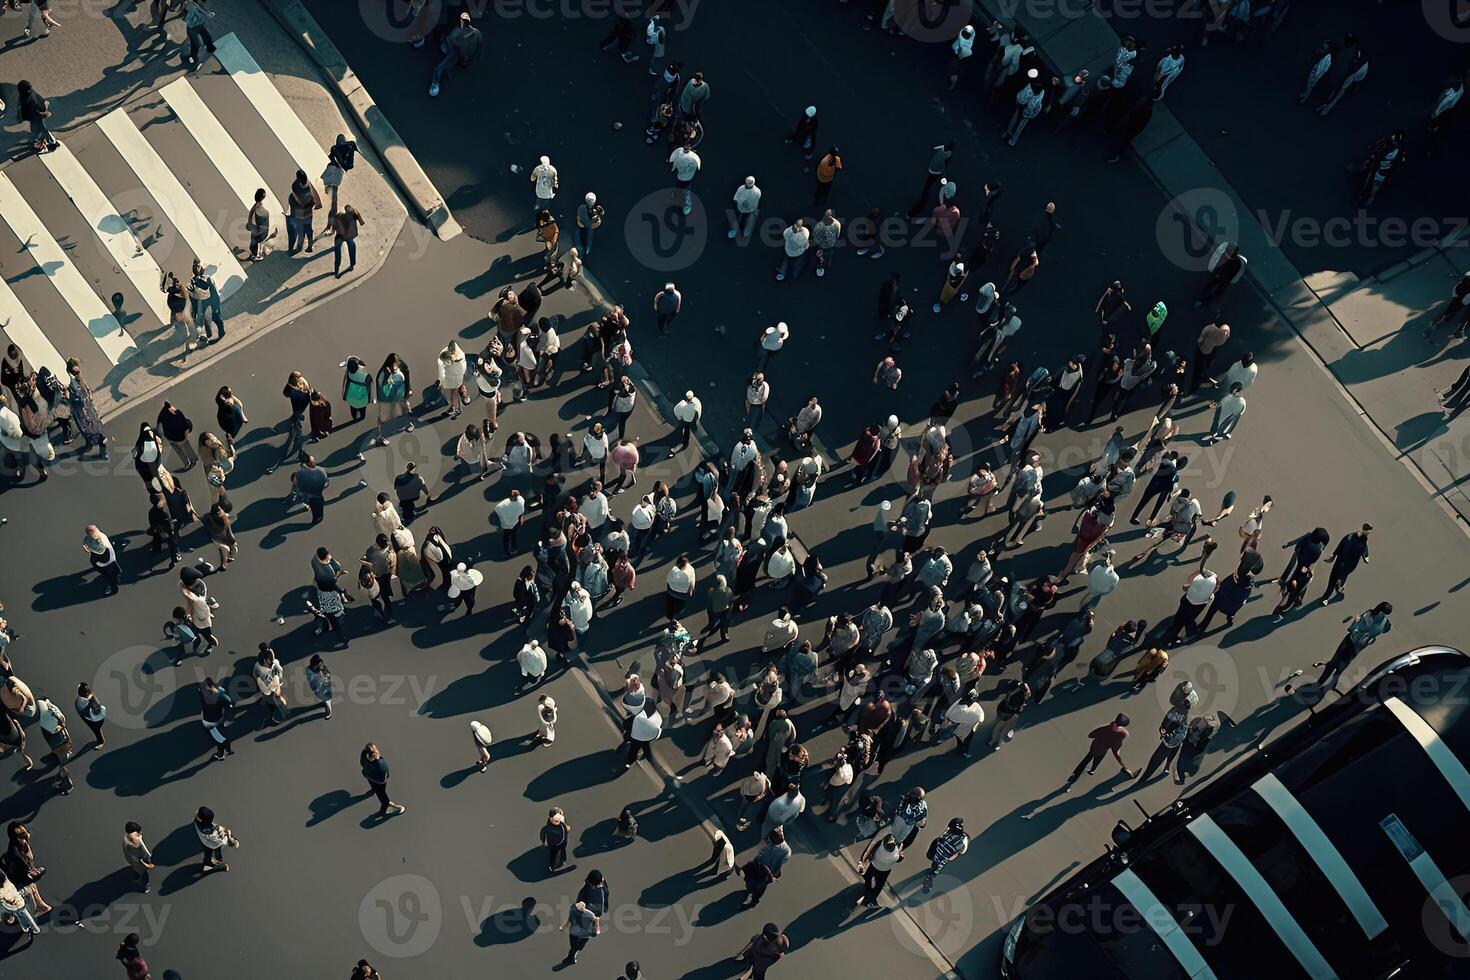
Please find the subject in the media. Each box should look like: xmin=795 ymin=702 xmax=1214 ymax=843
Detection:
xmin=756 ymin=321 xmax=789 ymax=372
xmin=668 ymin=142 xmax=701 ymax=214
xmin=530 ymin=155 xmax=558 ymax=214
xmin=580 ymin=483 xmax=610 ymax=536
xmin=745 ymin=372 xmax=771 ymax=428
xmin=1205 ymin=382 xmax=1247 ymax=443
xmin=726 ymin=429 xmax=758 ymax=490
xmin=777 ymin=220 xmax=810 ymax=281
xmin=857 ymin=832 xmax=903 ymax=908
xmin=820 ymin=747 xmax=855 ymax=816
xmin=671 ymin=391 xmax=702 ymax=455
xmin=942 ymin=690 xmax=986 ymax=756
xmin=703 ymin=723 xmax=734 ymax=774
xmin=1152 ymin=45 xmax=1185 ymax=100
xmin=494 ymin=490 xmax=526 ymax=556
xmin=518 ymin=640 xmax=548 ymax=689
xmin=665 ymin=554 xmax=697 ymax=619
xmin=1082 ymin=550 xmax=1120 ymax=610
xmin=1163 ymin=568 xmax=1219 ymax=645
xmin=625 ymin=701 xmax=663 ymax=768
xmin=628 ymin=496 xmax=656 ymax=562
xmin=730 ymin=176 xmax=762 ymax=240
xmin=582 ymin=422 xmax=610 ymax=482
xmin=562 ymin=582 xmax=594 ymax=635
xmin=1219 ymin=352 xmax=1257 ymax=394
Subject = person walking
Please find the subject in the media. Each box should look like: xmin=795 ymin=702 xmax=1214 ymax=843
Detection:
xmin=921 ymin=817 xmax=969 ymax=893
xmin=729 ymin=175 xmax=762 ymax=241
xmin=739 ymin=922 xmax=790 ymax=978
xmin=540 ymin=807 xmax=570 ymax=871
xmin=669 ymin=139 xmax=701 ymax=215
xmin=1318 ymin=524 xmax=1372 ymax=604
xmin=623 ymin=701 xmax=663 ymax=768
xmin=253 ymin=645 xmax=287 ymax=725
xmin=855 ymin=833 xmax=903 ymax=908
xmin=575 ymin=192 xmax=604 ymax=256
xmin=1203 ymin=382 xmax=1247 ymax=443
xmin=193 ymin=806 xmax=238 ymax=872
xmin=907 ymin=141 xmax=954 ymax=219
xmin=776 ymin=218 xmax=810 ymax=281
xmin=1065 ymin=713 xmax=1137 ymax=789
xmin=428 ymin=10 xmax=483 ymax=97
xmin=1287 ymin=602 xmax=1393 ymax=695
xmin=83 ymin=524 xmax=121 ymax=596
xmin=653 ymin=282 xmax=683 ymax=335
xmin=199 ymin=677 xmax=233 ymax=760
xmin=360 ymin=743 xmax=406 ymax=816
xmin=1134 ymin=701 xmax=1190 ymax=784
xmin=16 ymin=82 xmax=59 ymax=153
xmin=330 ymin=205 xmax=365 ymax=278
xmin=74 ymin=682 xmax=107 ymax=747
xmin=307 ymin=655 xmax=334 ymax=717
xmin=122 ymin=822 xmax=154 ymax=893
xmin=559 ymin=900 xmax=600 ymax=965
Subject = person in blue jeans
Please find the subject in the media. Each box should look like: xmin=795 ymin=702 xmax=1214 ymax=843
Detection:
xmin=182 ymin=0 xmax=217 ymax=68
xmin=17 ymin=81 xmax=59 ymax=153
xmin=286 ymin=171 xmax=321 ymax=255
xmin=332 ymin=206 xmax=366 ymax=278
xmin=189 ymin=259 xmax=225 ymax=342
xmin=267 ymin=371 xmax=312 ymax=473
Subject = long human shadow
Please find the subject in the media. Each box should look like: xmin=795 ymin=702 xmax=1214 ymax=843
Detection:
xmin=472 ymin=897 xmax=541 ymax=947
xmin=507 ymin=843 xmax=577 ymax=884
xmin=61 ymin=867 xmax=139 ymax=917
xmin=306 ymin=788 xmax=370 ymax=827
xmin=522 ymin=746 xmax=626 ymax=802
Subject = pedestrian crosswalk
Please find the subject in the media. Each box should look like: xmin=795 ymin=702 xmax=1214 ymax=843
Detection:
xmin=0 ymin=33 xmax=333 ymax=383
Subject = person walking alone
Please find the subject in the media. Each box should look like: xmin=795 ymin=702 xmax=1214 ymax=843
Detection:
xmin=360 ymin=743 xmax=406 ymax=816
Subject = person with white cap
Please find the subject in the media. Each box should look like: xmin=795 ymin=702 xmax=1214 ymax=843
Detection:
xmin=730 ymin=176 xmax=761 ymax=241
xmin=1003 ymin=69 xmax=1047 ymax=146
xmin=428 ymin=11 xmax=482 ymax=98
xmin=865 ymin=499 xmax=896 ymax=577
xmin=948 ymin=24 xmax=977 ymax=90
xmin=517 ymin=639 xmax=548 ymax=690
xmin=672 ymin=390 xmax=702 ymax=455
xmin=447 ymin=562 xmax=483 ymax=616
xmin=653 ymin=282 xmax=683 ymax=335
xmin=726 ymin=429 xmax=758 ymax=491
xmin=756 ymin=321 xmax=789 ymax=372
xmin=530 ymin=155 xmax=558 ymax=216
xmin=785 ymin=105 xmax=819 ymax=160
xmin=470 ymin=720 xmax=493 ymax=772
xmin=575 ymin=192 xmax=604 ymax=257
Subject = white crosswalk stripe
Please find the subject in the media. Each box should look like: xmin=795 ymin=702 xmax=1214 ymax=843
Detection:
xmin=215 ymin=33 xmax=327 ymax=183
xmin=161 ymin=78 xmax=284 ymax=218
xmin=39 ymin=144 xmax=172 ymax=327
xmin=96 ymin=107 xmax=248 ymax=300
xmin=0 ymin=33 xmax=334 ymax=378
xmin=0 ymin=173 xmax=135 ymax=365
xmin=0 ymin=276 xmax=68 ymax=382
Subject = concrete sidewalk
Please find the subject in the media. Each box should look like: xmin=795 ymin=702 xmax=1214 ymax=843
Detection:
xmin=0 ymin=1 xmax=407 ymax=418
xmin=976 ymin=0 xmax=1470 ymax=530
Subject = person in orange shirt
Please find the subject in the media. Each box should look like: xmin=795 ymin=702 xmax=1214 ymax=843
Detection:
xmin=813 ymin=145 xmax=842 ymax=207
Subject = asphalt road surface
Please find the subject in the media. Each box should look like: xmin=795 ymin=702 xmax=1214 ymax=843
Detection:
xmin=3 ymin=1 xmax=1470 ymax=978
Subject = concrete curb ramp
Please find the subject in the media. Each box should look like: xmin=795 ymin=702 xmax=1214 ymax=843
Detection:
xmin=263 ymin=0 xmax=462 ymax=242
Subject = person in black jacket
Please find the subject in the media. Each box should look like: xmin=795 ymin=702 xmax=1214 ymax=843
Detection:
xmin=1319 ymin=524 xmax=1371 ymax=604
xmin=360 ymin=743 xmax=405 ymax=816
xmin=1278 ymin=526 xmax=1331 ymax=589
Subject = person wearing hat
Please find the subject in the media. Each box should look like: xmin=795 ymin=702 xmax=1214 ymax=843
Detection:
xmin=755 ymin=321 xmax=789 ymax=372
xmin=575 ymin=192 xmax=603 ymax=257
xmin=741 ymin=922 xmax=790 ymax=977
xmin=653 ymin=282 xmax=683 ymax=335
xmin=923 ymin=817 xmax=969 ymax=891
xmin=429 ymin=11 xmax=482 ymax=98
xmin=1004 ymin=69 xmax=1048 ymax=146
xmin=813 ymin=144 xmax=842 ymax=205
xmin=670 ymin=390 xmax=702 ymax=456
xmin=1319 ymin=524 xmax=1372 ymax=605
xmin=949 ymin=24 xmax=977 ymax=89
xmin=785 ymin=105 xmax=819 ymax=160
xmin=447 ymin=563 xmax=483 ymax=616
xmin=730 ymin=175 xmax=762 ymax=241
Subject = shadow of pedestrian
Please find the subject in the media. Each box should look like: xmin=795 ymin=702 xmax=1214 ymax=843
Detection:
xmin=60 ymin=867 xmax=138 ymax=918
xmin=508 ymin=844 xmax=576 ymax=884
xmin=472 ymin=897 xmax=542 ymax=947
xmin=523 ymin=747 xmax=625 ymax=801
xmin=305 ymin=788 xmax=367 ymax=827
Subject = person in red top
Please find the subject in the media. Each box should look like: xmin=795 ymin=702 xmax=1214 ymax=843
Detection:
xmin=856 ymin=690 xmax=893 ymax=735
xmin=117 ymin=934 xmax=150 ymax=979
xmin=847 ymin=425 xmax=881 ymax=486
xmin=1066 ymin=713 xmax=1136 ymax=789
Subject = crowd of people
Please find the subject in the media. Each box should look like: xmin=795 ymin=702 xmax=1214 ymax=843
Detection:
xmin=0 ymin=2 xmax=1427 ymax=978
